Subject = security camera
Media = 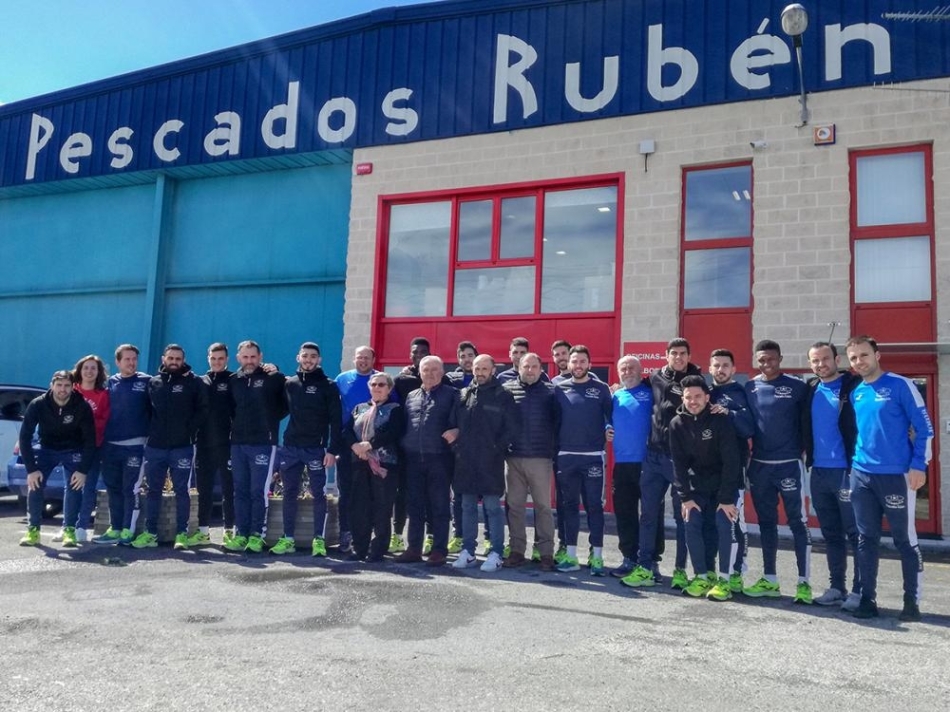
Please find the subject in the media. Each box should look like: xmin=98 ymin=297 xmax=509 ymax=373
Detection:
xmin=750 ymin=140 xmax=769 ymax=149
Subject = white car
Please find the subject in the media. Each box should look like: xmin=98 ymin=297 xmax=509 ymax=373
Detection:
xmin=0 ymin=385 xmax=46 ymax=490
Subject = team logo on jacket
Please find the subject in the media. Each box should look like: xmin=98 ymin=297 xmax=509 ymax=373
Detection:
xmin=885 ymin=494 xmax=905 ymax=509
xmin=177 ymin=458 xmax=192 ymax=468
xmin=253 ymin=379 xmax=264 ymax=388
xmin=587 ymin=465 xmax=603 ymax=478
xmin=780 ymin=477 xmax=798 ymax=492
xmin=133 ymin=382 xmax=146 ymax=392
xmin=875 ymin=388 xmax=892 ymax=402
xmin=217 ymin=383 xmax=228 ymax=392
xmin=585 ymin=388 xmax=601 ymax=399
xmin=127 ymin=457 xmax=142 ymax=467
xmin=254 ymin=454 xmax=270 ymax=465
xmin=307 ymin=460 xmax=325 ymax=472
xmin=634 ymin=392 xmax=650 ymax=401
xmin=775 ymin=386 xmax=793 ymax=398
xmin=306 ymin=386 xmax=318 ymax=394
xmin=702 ymin=429 xmax=713 ymax=440
xmin=172 ymin=385 xmax=184 ymax=393
xmin=63 ymin=415 xmax=74 ymax=424
xmin=71 ymin=453 xmax=82 ymax=462
xmin=837 ymin=488 xmax=851 ymax=503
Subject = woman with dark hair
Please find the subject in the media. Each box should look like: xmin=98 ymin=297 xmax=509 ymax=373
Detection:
xmin=344 ymin=372 xmax=405 ymax=562
xmin=68 ymin=355 xmax=110 ymax=541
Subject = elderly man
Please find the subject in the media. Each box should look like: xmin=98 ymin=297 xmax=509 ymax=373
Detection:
xmin=396 ymin=355 xmax=459 ymax=566
xmin=502 ymin=352 xmax=559 ymax=570
xmin=452 ymin=355 xmax=518 ymax=572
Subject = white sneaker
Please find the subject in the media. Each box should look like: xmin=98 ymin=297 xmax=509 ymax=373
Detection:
xmin=814 ymin=587 xmax=844 ymax=606
xmin=480 ymin=552 xmax=503 ymax=572
xmin=51 ymin=529 xmax=65 ymax=543
xmin=452 ymin=549 xmax=477 ymax=569
xmin=75 ymin=528 xmax=88 ymax=543
xmin=841 ymin=592 xmax=862 ymax=612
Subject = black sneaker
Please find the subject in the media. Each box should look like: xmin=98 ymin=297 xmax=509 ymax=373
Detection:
xmin=899 ymin=596 xmax=921 ymax=622
xmin=852 ymin=597 xmax=879 ymax=619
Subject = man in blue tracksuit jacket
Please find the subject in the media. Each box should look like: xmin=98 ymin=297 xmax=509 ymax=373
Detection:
xmin=846 ymin=335 xmax=933 ymax=622
xmin=94 ymin=344 xmax=151 ymax=545
xmin=225 ymin=340 xmax=287 ymax=554
xmin=553 ymin=345 xmax=612 ymax=575
xmin=133 ymin=344 xmax=208 ymax=549
xmin=803 ymin=341 xmax=862 ymax=610
xmin=743 ymin=339 xmax=812 ymax=603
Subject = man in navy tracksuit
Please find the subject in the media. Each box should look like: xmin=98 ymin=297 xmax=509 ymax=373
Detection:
xmin=708 ymin=348 xmax=754 ymax=592
xmin=132 ymin=344 xmax=208 ymax=549
xmin=553 ymin=345 xmax=613 ymax=575
xmin=225 ymin=340 xmax=287 ymax=554
xmin=743 ymin=339 xmax=812 ymax=603
xmin=94 ymin=344 xmax=151 ymax=546
xmin=270 ymin=342 xmax=342 ymax=557
xmin=804 ymin=341 xmax=861 ymax=610
xmin=18 ymin=371 xmax=95 ymax=547
xmin=194 ymin=342 xmax=234 ymax=545
xmin=669 ymin=375 xmax=741 ymax=601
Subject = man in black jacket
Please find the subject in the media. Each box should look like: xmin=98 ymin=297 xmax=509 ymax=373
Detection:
xmin=452 ymin=355 xmax=519 ymax=572
xmin=270 ymin=342 xmax=343 ymax=557
xmin=669 ymin=375 xmax=741 ymax=601
xmin=194 ymin=342 xmax=233 ymax=545
xmin=132 ymin=344 xmax=208 ymax=550
xmin=804 ymin=341 xmax=862 ymax=610
xmin=502 ymin=352 xmax=559 ymax=570
xmin=19 ymin=370 xmax=95 ymax=547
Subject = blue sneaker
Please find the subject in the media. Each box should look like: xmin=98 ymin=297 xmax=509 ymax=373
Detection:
xmin=610 ymin=557 xmax=635 ymax=578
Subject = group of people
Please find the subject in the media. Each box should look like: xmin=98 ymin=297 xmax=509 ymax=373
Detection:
xmin=17 ymin=333 xmax=933 ymax=622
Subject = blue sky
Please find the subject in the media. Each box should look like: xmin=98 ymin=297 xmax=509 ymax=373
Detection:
xmin=0 ymin=0 xmax=431 ymax=105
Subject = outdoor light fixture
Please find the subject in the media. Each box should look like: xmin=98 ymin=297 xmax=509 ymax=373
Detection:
xmin=781 ymin=3 xmax=810 ymax=126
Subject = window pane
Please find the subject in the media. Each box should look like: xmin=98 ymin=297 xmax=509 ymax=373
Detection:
xmin=683 ymin=247 xmax=750 ymax=308
xmin=541 ymin=187 xmax=617 ymax=313
xmin=385 ymin=202 xmax=450 ymax=317
xmin=856 ymin=152 xmax=926 ymax=227
xmin=457 ymin=200 xmax=492 ymax=261
xmin=684 ymin=165 xmax=752 ymax=241
xmin=500 ymin=196 xmax=535 ymax=259
xmin=854 ymin=237 xmax=931 ymax=303
xmin=453 ymin=266 xmax=535 ymax=315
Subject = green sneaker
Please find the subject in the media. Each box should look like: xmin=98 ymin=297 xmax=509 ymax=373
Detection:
xmin=793 ymin=581 xmax=814 ymax=605
xmin=589 ymin=555 xmax=605 ymax=576
xmin=620 ymin=565 xmax=657 ymax=588
xmin=684 ymin=575 xmax=714 ymax=598
xmin=224 ymin=535 xmax=248 ymax=551
xmin=389 ymin=533 xmax=406 ymax=553
xmin=707 ymin=578 xmax=734 ymax=601
xmin=447 ymin=536 xmax=464 ymax=554
xmin=728 ymin=573 xmax=744 ymax=593
xmin=311 ymin=536 xmax=327 ymax=557
xmin=186 ymin=531 xmax=211 ymax=547
xmin=118 ymin=528 xmax=135 ymax=546
xmin=246 ymin=535 xmax=264 ymax=553
xmin=531 ymin=545 xmax=541 ymax=562
xmin=554 ymin=544 xmax=568 ymax=565
xmin=503 ymin=544 xmax=511 ymax=559
xmin=93 ymin=527 xmax=122 ymax=544
xmin=555 ymin=555 xmax=580 ymax=572
xmin=173 ymin=533 xmax=189 ymax=550
xmin=743 ymin=577 xmax=782 ymax=598
xmin=61 ymin=527 xmax=78 ymax=548
xmin=423 ymin=534 xmax=434 ymax=556
xmin=19 ymin=526 xmax=40 ymax=546
xmin=131 ymin=532 xmax=158 ymax=549
xmin=222 ymin=529 xmax=234 ymax=545
xmin=270 ymin=536 xmax=296 ymax=555
xmin=670 ymin=568 xmax=689 ymax=590
xmin=481 ymin=540 xmax=492 ymax=557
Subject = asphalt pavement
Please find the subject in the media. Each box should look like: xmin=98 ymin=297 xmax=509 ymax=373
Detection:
xmin=1 ymin=492 xmax=949 ymax=712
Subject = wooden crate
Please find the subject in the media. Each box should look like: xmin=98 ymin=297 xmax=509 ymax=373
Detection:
xmin=265 ymin=495 xmax=339 ymax=547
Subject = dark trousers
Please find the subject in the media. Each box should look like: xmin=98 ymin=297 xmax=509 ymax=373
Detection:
xmin=350 ymin=457 xmax=399 ymax=559
xmin=811 ymin=466 xmax=860 ymax=594
xmin=613 ymin=461 xmax=663 ymax=561
xmin=143 ymin=445 xmax=194 ymax=534
xmin=196 ymin=442 xmax=233 ymax=529
xmin=555 ymin=454 xmax=605 ymax=548
xmin=335 ymin=452 xmax=353 ymax=534
xmin=100 ymin=442 xmax=145 ymax=532
xmin=555 ymin=472 xmax=566 ymax=546
xmin=405 ymin=452 xmax=453 ymax=555
xmin=748 ymin=460 xmax=811 ymax=578
xmin=231 ymin=444 xmax=276 ymax=537
xmin=27 ymin=449 xmax=83 ymax=529
xmin=75 ymin=448 xmax=102 ymax=530
xmin=278 ymin=446 xmax=328 ymax=539
xmin=851 ymin=469 xmax=922 ymax=603
xmin=637 ymin=449 xmax=686 ymax=570
xmin=392 ymin=459 xmax=409 ymax=534
xmin=684 ymin=491 xmax=737 ymax=577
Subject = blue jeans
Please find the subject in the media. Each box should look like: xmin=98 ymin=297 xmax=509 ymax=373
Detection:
xmin=73 ymin=448 xmax=102 ymax=530
xmin=278 ymin=446 xmax=328 ymax=539
xmin=851 ymin=469 xmax=922 ymax=603
xmin=462 ymin=493 xmax=504 ymax=556
xmin=684 ymin=491 xmax=736 ymax=577
xmin=231 ymin=445 xmax=276 ymax=537
xmin=637 ymin=449 xmax=686 ymax=570
xmin=27 ymin=449 xmax=83 ymax=529
xmin=748 ymin=460 xmax=811 ymax=578
xmin=100 ymin=443 xmax=145 ymax=531
xmin=811 ymin=467 xmax=860 ymax=594
xmin=555 ymin=454 xmax=605 ymax=548
xmin=143 ymin=445 xmax=194 ymax=535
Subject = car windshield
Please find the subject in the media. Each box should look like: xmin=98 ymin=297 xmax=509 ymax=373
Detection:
xmin=0 ymin=387 xmax=44 ymax=421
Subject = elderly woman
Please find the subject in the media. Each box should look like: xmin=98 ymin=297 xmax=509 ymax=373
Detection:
xmin=343 ymin=372 xmax=405 ymax=562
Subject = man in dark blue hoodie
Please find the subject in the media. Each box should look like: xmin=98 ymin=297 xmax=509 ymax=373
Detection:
xmin=18 ymin=371 xmax=95 ymax=547
xmin=270 ymin=342 xmax=342 ymax=557
xmin=132 ymin=344 xmax=208 ymax=550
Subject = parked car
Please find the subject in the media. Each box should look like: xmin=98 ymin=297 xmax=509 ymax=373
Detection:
xmin=0 ymin=385 xmax=45 ymax=491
